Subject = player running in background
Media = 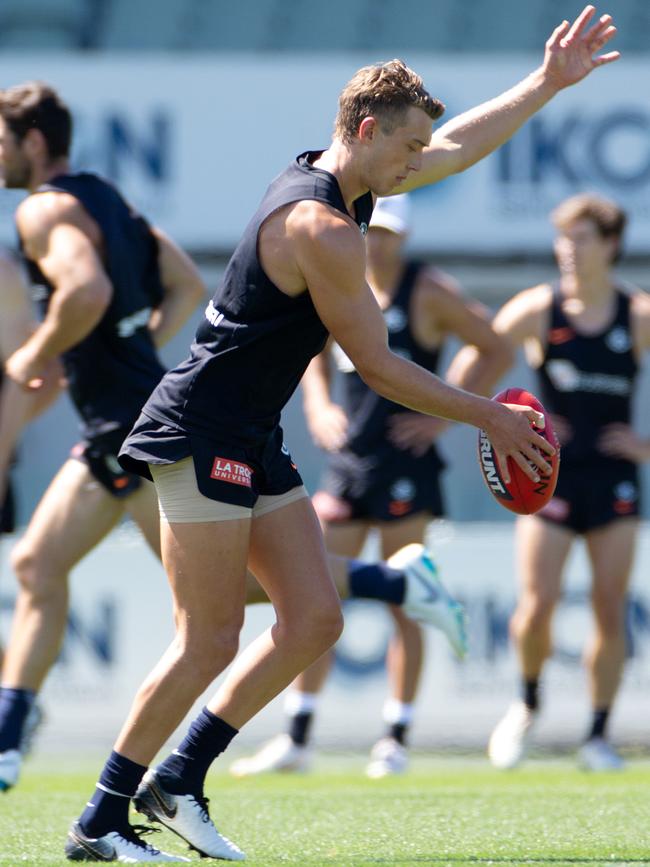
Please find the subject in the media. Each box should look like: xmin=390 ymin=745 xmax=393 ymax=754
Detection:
xmin=68 ymin=9 xmax=614 ymax=862
xmin=453 ymin=194 xmax=650 ymax=771
xmin=0 ymin=83 xmax=205 ymax=815
xmin=230 ymin=193 xmax=508 ymax=780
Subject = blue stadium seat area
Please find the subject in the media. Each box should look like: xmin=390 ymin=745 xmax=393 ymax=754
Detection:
xmin=0 ymin=0 xmax=646 ymax=53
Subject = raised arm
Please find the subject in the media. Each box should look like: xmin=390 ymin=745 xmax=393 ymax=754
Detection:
xmin=294 ymin=201 xmax=554 ymax=482
xmin=5 ymin=192 xmax=112 ymax=390
xmin=147 ymin=227 xmax=206 ymax=348
xmin=399 ymin=5 xmax=619 ymax=191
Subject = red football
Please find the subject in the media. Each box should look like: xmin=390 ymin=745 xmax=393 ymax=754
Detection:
xmin=477 ymin=387 xmax=560 ymax=515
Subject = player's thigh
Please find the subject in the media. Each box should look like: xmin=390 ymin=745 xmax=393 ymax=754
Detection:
xmin=160 ymin=516 xmax=251 ymax=636
xmin=124 ymin=478 xmax=161 ymax=559
xmin=322 ymin=518 xmax=371 ymax=558
xmin=377 ymin=512 xmax=430 ymax=559
xmin=14 ymin=458 xmax=125 ymax=575
xmin=248 ymin=496 xmax=341 ymax=623
xmin=516 ymin=515 xmax=573 ymax=607
xmin=585 ymin=518 xmax=639 ymax=599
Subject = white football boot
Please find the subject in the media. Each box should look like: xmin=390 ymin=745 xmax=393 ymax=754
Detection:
xmin=365 ymin=737 xmax=409 ymax=779
xmin=229 ymin=734 xmax=312 ymax=777
xmin=389 ymin=544 xmax=468 ymax=659
xmin=134 ymin=769 xmax=245 ymax=860
xmin=577 ymin=737 xmax=625 ymax=772
xmin=65 ymin=820 xmax=190 ymax=862
xmin=0 ymin=749 xmax=21 ymax=792
xmin=488 ymin=701 xmax=537 ymax=769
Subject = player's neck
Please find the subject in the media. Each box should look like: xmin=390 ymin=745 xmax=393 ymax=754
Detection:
xmin=313 ymin=142 xmax=369 ymax=212
xmin=560 ymin=271 xmax=614 ymax=306
xmin=28 ymin=158 xmax=70 ymax=192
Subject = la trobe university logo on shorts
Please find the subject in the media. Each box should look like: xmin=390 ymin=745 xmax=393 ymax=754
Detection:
xmin=210 ymin=457 xmax=253 ymax=487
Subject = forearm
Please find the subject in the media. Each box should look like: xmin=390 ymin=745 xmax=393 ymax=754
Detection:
xmin=0 ymin=380 xmax=32 ymax=482
xmin=148 ymin=292 xmax=200 ymax=348
xmin=362 ymin=351 xmax=494 ymax=430
xmin=445 ymin=344 xmax=513 ymax=397
xmin=301 ymin=354 xmax=334 ymax=414
xmin=26 ymin=290 xmax=107 ymax=364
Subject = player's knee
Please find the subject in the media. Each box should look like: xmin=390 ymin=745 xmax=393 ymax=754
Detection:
xmin=10 ymin=542 xmax=61 ymax=600
xmin=512 ymin=596 xmax=554 ymax=636
xmin=591 ymin=587 xmax=626 ymax=636
xmin=301 ymin=603 xmax=344 ymax=655
xmin=177 ymin=626 xmax=241 ymax=682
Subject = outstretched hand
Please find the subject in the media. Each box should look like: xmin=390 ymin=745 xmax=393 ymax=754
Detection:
xmin=543 ymin=5 xmax=620 ymax=90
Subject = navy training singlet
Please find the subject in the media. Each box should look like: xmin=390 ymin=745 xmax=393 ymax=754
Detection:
xmin=138 ymin=151 xmax=374 ymax=447
xmin=20 ymin=172 xmax=166 ymax=440
xmin=536 ymin=285 xmax=638 ymax=467
xmin=333 ymin=261 xmax=442 ymax=457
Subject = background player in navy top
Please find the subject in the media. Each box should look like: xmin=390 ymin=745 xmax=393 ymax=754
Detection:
xmin=454 ymin=194 xmax=650 ymax=772
xmin=73 ymin=10 xmax=615 ymax=861
xmin=230 ymin=195 xmax=510 ymax=780
xmin=0 ymin=83 xmax=205 ymax=832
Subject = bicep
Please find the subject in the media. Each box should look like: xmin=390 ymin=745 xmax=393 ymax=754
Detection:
xmin=37 ymin=223 xmax=109 ymax=297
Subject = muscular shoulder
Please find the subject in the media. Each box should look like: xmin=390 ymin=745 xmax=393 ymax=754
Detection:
xmin=289 ymin=199 xmax=366 ymax=278
xmin=16 ymin=191 xmax=95 ymax=259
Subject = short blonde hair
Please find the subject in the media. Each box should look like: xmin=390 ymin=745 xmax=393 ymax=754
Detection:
xmin=334 ymin=59 xmax=444 ymax=144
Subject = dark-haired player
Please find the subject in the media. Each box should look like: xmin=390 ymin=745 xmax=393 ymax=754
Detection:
xmin=70 ymin=8 xmax=614 ymax=862
xmin=454 ymin=194 xmax=650 ymax=771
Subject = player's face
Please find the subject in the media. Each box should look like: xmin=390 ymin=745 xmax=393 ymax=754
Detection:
xmin=554 ymin=218 xmax=615 ymax=278
xmin=0 ymin=118 xmax=32 ymax=189
xmin=366 ymin=107 xmax=432 ymax=196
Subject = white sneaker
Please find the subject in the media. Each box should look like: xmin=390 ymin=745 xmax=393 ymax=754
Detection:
xmin=65 ymin=820 xmax=190 ymax=862
xmin=0 ymin=749 xmax=21 ymax=791
xmin=229 ymin=734 xmax=312 ymax=777
xmin=366 ymin=737 xmax=409 ymax=779
xmin=134 ymin=769 xmax=245 ymax=861
xmin=578 ymin=737 xmax=625 ymax=772
xmin=388 ymin=544 xmax=468 ymax=659
xmin=488 ymin=702 xmax=537 ymax=769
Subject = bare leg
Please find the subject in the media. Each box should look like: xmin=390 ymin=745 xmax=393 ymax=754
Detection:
xmin=207 ymin=498 xmax=344 ymax=728
xmin=510 ymin=515 xmax=574 ymax=682
xmin=114 ymin=516 xmax=251 ymax=765
xmin=3 ymin=460 xmax=125 ymax=690
xmin=378 ymin=515 xmax=429 ymax=705
xmin=584 ymin=519 xmax=638 ymax=710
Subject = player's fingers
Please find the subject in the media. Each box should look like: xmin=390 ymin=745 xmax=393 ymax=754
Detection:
xmin=526 ymin=426 xmax=556 ymax=457
xmin=593 ymin=50 xmax=621 ymax=66
xmin=26 ymin=377 xmax=44 ymax=391
xmin=566 ymin=4 xmax=596 ymax=41
xmin=589 ymin=25 xmax=617 ymax=51
xmin=547 ymin=19 xmax=570 ymax=48
xmin=525 ymin=408 xmax=545 ymax=429
xmin=519 ymin=439 xmax=553 ymax=475
xmin=493 ymin=448 xmax=511 ymax=485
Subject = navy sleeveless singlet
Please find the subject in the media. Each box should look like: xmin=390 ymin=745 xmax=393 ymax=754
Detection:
xmin=120 ymin=151 xmax=374 ymax=487
xmin=536 ymin=286 xmax=637 ymax=469
xmin=20 ymin=172 xmax=166 ymax=441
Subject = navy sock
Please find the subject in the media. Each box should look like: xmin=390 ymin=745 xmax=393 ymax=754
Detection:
xmin=0 ymin=687 xmax=35 ymax=751
xmin=588 ymin=708 xmax=610 ymax=741
xmin=522 ymin=678 xmax=539 ymax=711
xmin=348 ymin=561 xmax=405 ymax=605
xmin=156 ymin=708 xmax=238 ymax=797
xmin=388 ymin=722 xmax=408 ymax=746
xmin=289 ymin=712 xmax=313 ymax=747
xmin=79 ymin=751 xmax=147 ymax=838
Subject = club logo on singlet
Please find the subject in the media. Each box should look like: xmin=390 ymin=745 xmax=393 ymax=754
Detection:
xmin=210 ymin=457 xmax=253 ymax=487
xmin=384 ymin=306 xmax=407 ymax=334
xmin=359 ymin=222 xmax=368 ymax=236
xmin=605 ymin=326 xmax=631 ymax=353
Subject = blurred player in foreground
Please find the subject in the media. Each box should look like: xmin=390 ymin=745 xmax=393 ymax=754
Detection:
xmin=230 ymin=194 xmax=508 ymax=780
xmin=66 ymin=8 xmax=614 ymax=862
xmin=454 ymin=194 xmax=650 ymax=771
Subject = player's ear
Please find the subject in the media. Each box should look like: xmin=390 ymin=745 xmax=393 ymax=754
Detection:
xmin=358 ymin=116 xmax=378 ymax=143
xmin=22 ymin=128 xmax=46 ymax=159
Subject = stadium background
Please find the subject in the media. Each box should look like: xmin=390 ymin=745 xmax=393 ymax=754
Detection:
xmin=1 ymin=0 xmax=650 ymax=755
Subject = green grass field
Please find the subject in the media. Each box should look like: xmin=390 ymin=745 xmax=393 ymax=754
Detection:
xmin=1 ymin=756 xmax=649 ymax=866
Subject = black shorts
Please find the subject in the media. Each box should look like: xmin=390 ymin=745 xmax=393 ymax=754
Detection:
xmin=537 ymin=462 xmax=640 ymax=534
xmin=0 ymin=478 xmax=15 ymax=534
xmin=72 ymin=427 xmax=143 ymax=499
xmin=319 ymin=446 xmax=445 ymax=523
xmin=119 ymin=413 xmax=303 ymax=509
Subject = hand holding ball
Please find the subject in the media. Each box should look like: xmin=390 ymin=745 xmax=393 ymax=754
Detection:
xmin=478 ymin=388 xmax=560 ymax=515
